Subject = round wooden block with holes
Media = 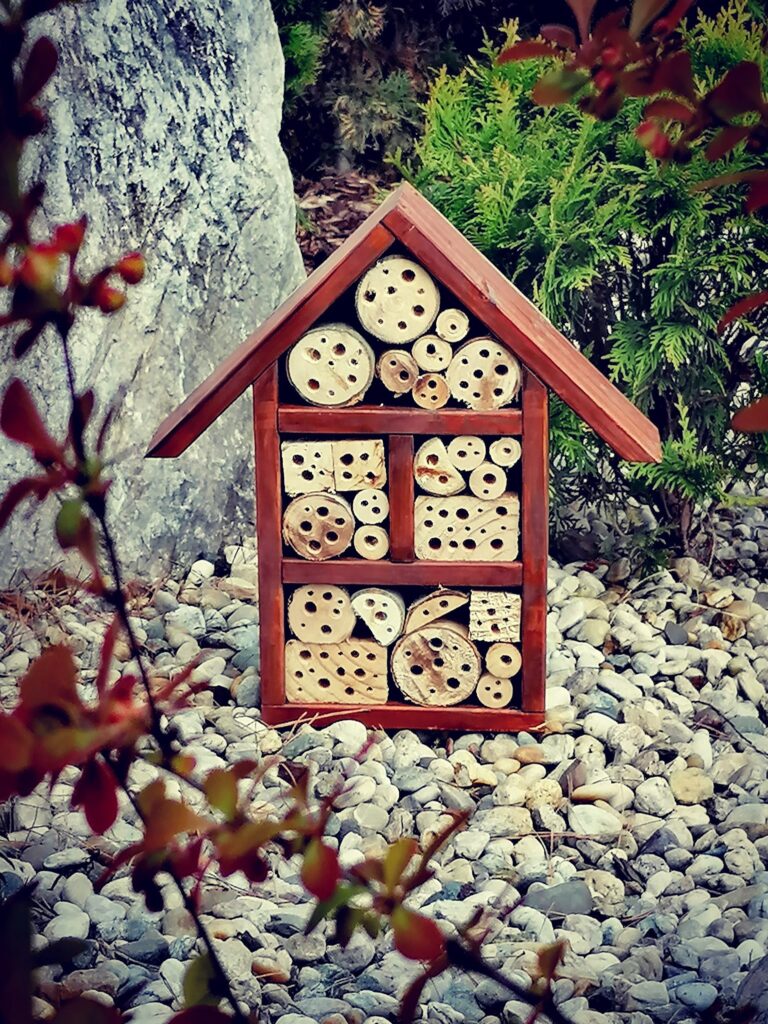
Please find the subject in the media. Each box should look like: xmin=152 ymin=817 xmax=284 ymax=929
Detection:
xmin=476 ymin=673 xmax=514 ymax=709
xmin=412 ymin=373 xmax=450 ymax=410
xmin=446 ymin=435 xmax=486 ymax=472
xmin=485 ymin=642 xmax=522 ymax=678
xmin=413 ymin=437 xmax=465 ymax=496
xmin=391 ymin=625 xmax=481 ymax=706
xmin=468 ymin=462 xmax=507 ymax=500
xmin=287 ymin=585 xmax=355 ymax=643
xmin=353 ymin=525 xmax=389 ymax=560
xmin=446 ymin=338 xmax=521 ymax=410
xmin=377 ymin=349 xmax=419 ymax=395
xmin=283 ymin=492 xmax=355 ymax=560
xmin=352 ymin=488 xmax=389 ymax=524
xmin=355 ymin=256 xmax=440 ymax=343
xmin=404 ymin=589 xmax=469 ymax=633
xmin=351 ymin=587 xmax=405 ymax=645
xmin=489 ymin=437 xmax=522 ymax=468
xmin=287 ymin=324 xmax=374 ymax=407
xmin=436 ymin=308 xmax=470 ymax=343
xmin=412 ymin=335 xmax=452 ymax=373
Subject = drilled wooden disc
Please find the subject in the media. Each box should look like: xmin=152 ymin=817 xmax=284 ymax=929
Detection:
xmin=414 ymin=438 xmax=465 ymax=496
xmin=485 ymin=642 xmax=521 ymax=678
xmin=287 ymin=585 xmax=355 ymax=643
xmin=446 ymin=436 xmax=487 ymax=472
xmin=412 ymin=335 xmax=452 ymax=372
xmin=412 ymin=373 xmax=450 ymax=409
xmin=468 ymin=462 xmax=507 ymax=500
xmin=287 ymin=324 xmax=374 ymax=407
xmin=446 ymin=339 xmax=521 ymax=410
xmin=476 ymin=673 xmax=514 ymax=709
xmin=436 ymin=308 xmax=470 ymax=343
xmin=353 ymin=525 xmax=389 ymax=560
xmin=285 ymin=640 xmax=387 ymax=704
xmin=404 ymin=590 xmax=469 ymax=633
xmin=377 ymin=349 xmax=419 ymax=395
xmin=489 ymin=437 xmax=522 ymax=468
xmin=355 ymin=256 xmax=440 ymax=343
xmin=352 ymin=488 xmax=389 ymax=524
xmin=351 ymin=587 xmax=405 ymax=645
xmin=392 ymin=626 xmax=480 ymax=706
xmin=283 ymin=492 xmax=354 ymax=560
xmin=281 ymin=441 xmax=334 ymax=496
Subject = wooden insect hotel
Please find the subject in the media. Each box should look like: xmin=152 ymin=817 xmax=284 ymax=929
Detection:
xmin=148 ymin=184 xmax=661 ymax=731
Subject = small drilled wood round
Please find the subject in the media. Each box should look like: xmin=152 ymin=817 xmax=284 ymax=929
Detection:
xmin=351 ymin=587 xmax=405 ymax=645
xmin=446 ymin=338 xmax=521 ymax=410
xmin=283 ymin=492 xmax=354 ymax=560
xmin=392 ymin=626 xmax=481 ymax=706
xmin=446 ymin=436 xmax=487 ymax=472
xmin=287 ymin=324 xmax=374 ymax=407
xmin=412 ymin=335 xmax=452 ymax=373
xmin=404 ymin=589 xmax=468 ymax=633
xmin=412 ymin=373 xmax=449 ymax=409
xmin=436 ymin=308 xmax=470 ymax=343
xmin=468 ymin=461 xmax=507 ymax=500
xmin=476 ymin=673 xmax=514 ymax=709
xmin=353 ymin=525 xmax=389 ymax=560
xmin=355 ymin=256 xmax=440 ymax=343
xmin=377 ymin=349 xmax=419 ymax=395
xmin=287 ymin=585 xmax=355 ymax=643
xmin=485 ymin=642 xmax=522 ymax=679
xmin=489 ymin=437 xmax=522 ymax=468
xmin=413 ymin=438 xmax=465 ymax=496
xmin=352 ymin=488 xmax=389 ymax=524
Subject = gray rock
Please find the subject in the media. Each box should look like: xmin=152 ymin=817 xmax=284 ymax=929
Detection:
xmin=523 ymin=881 xmax=594 ymax=917
xmin=674 ymin=982 xmax=718 ymax=1011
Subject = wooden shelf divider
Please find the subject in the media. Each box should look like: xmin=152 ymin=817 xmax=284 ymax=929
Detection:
xmin=279 ymin=405 xmax=522 ymax=436
xmin=282 ymin=558 xmax=522 ymax=587
xmin=387 ymin=435 xmax=415 ymax=562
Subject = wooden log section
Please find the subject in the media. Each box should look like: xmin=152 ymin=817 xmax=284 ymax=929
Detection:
xmin=469 ymin=590 xmax=521 ymax=643
xmin=489 ymin=437 xmax=522 ymax=468
xmin=331 ymin=439 xmax=386 ymax=491
xmin=355 ymin=255 xmax=440 ymax=343
xmin=413 ymin=437 xmax=465 ymax=496
xmin=476 ymin=674 xmax=514 ymax=709
xmin=436 ymin=308 xmax=470 ymax=343
xmin=485 ymin=641 xmax=522 ymax=678
xmin=281 ymin=441 xmax=334 ymax=497
xmin=351 ymin=588 xmax=405 ymax=645
xmin=353 ymin=525 xmax=389 ymax=560
xmin=412 ymin=335 xmax=452 ymax=373
xmin=287 ymin=585 xmax=356 ymax=643
xmin=446 ymin=435 xmax=486 ymax=472
xmin=468 ymin=461 xmax=507 ymax=501
xmin=285 ymin=640 xmax=387 ymax=704
xmin=404 ymin=589 xmax=469 ymax=633
xmin=377 ymin=349 xmax=419 ymax=395
xmin=412 ymin=373 xmax=450 ymax=410
xmin=446 ymin=339 xmax=521 ymax=410
xmin=392 ymin=625 xmax=480 ymax=706
xmin=283 ymin=492 xmax=355 ymax=560
xmin=287 ymin=324 xmax=374 ymax=407
xmin=352 ymin=488 xmax=389 ymax=524
xmin=415 ymin=494 xmax=520 ymax=562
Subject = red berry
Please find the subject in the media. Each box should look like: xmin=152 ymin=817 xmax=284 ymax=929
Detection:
xmin=94 ymin=282 xmax=126 ymax=313
xmin=594 ymin=70 xmax=615 ymax=92
xmin=53 ymin=219 xmax=86 ymax=254
xmin=116 ymin=252 xmax=145 ymax=284
xmin=18 ymin=244 xmax=60 ymax=291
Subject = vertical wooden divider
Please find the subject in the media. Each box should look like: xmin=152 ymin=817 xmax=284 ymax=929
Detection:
xmin=521 ymin=370 xmax=548 ymax=713
xmin=387 ymin=434 xmax=415 ymax=562
xmin=253 ymin=367 xmax=285 ymax=708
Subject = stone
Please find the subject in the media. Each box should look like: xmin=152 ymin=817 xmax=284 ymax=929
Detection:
xmin=523 ymin=881 xmax=594 ymax=916
xmin=44 ymin=909 xmax=90 ymax=942
xmin=674 ymin=982 xmax=718 ymax=1011
xmin=568 ymin=804 xmax=623 ymax=841
xmin=634 ymin=777 xmax=676 ymax=816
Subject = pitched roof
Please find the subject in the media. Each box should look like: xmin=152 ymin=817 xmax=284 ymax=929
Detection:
xmin=147 ymin=183 xmax=661 ymax=463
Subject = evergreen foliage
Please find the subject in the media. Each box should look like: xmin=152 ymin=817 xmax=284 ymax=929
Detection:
xmin=401 ymin=3 xmax=768 ymax=555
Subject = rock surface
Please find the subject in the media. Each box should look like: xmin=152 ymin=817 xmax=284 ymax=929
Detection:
xmin=0 ymin=0 xmax=304 ymax=583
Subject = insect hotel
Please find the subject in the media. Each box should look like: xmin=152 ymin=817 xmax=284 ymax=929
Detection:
xmin=148 ymin=184 xmax=661 ymax=731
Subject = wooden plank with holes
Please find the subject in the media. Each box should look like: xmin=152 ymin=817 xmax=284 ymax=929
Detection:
xmin=261 ymin=701 xmax=542 ymax=731
xmin=282 ymin=559 xmax=522 ymax=587
xmin=520 ymin=370 xmax=548 ymax=714
xmin=278 ymin=406 xmax=523 ymax=436
xmin=388 ymin=435 xmax=415 ymax=562
xmin=253 ymin=368 xmax=285 ymax=708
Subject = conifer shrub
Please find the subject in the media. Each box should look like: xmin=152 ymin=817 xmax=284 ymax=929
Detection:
xmin=401 ymin=3 xmax=768 ymax=556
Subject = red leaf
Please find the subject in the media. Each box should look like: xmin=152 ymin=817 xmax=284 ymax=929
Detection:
xmin=19 ymin=645 xmax=79 ymax=719
xmin=636 ymin=119 xmax=673 ymax=159
xmin=718 ymin=290 xmax=768 ymax=333
xmin=72 ymin=758 xmax=119 ymax=834
xmin=564 ymin=0 xmax=598 ymax=42
xmin=532 ymin=68 xmax=588 ymax=105
xmin=629 ymin=0 xmax=669 ymax=38
xmin=13 ymin=321 xmax=45 ymax=359
xmin=708 ymin=62 xmax=765 ymax=120
xmin=497 ymin=40 xmax=560 ymax=63
xmin=53 ymin=219 xmax=86 ymax=255
xmin=706 ymin=124 xmax=751 ymax=161
xmin=0 ymin=715 xmax=34 ymax=772
xmin=1 ymin=380 xmax=62 ymax=462
xmin=96 ymin=617 xmax=120 ymax=699
xmin=0 ymin=476 xmax=53 ymax=529
xmin=651 ymin=51 xmax=696 ymax=102
xmin=19 ymin=37 xmax=58 ymax=104
xmin=301 ymin=839 xmax=341 ymax=901
xmin=746 ymin=177 xmax=768 ymax=214
xmin=391 ymin=906 xmax=445 ymax=962
xmin=540 ymin=24 xmax=577 ymax=49
xmin=732 ymin=395 xmax=768 ymax=434
xmin=644 ymin=98 xmax=693 ymax=123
